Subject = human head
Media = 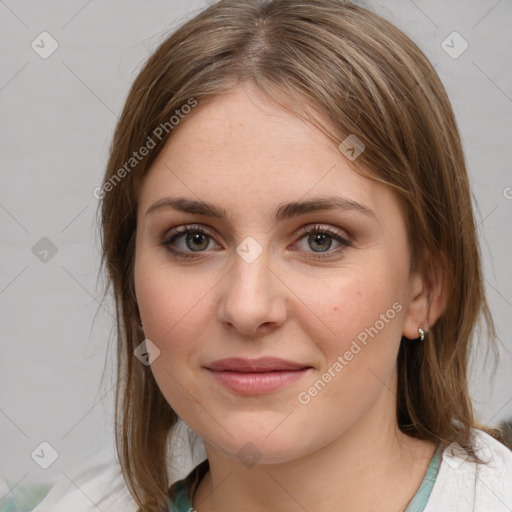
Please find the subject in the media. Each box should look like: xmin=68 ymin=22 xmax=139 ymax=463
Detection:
xmin=98 ymin=1 xmax=496 ymax=509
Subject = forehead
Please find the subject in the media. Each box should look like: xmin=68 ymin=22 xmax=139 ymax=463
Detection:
xmin=137 ymin=85 xmax=398 ymax=225
xmin=168 ymin=86 xmax=333 ymax=170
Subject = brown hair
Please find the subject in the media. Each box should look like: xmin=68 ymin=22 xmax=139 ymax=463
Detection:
xmin=97 ymin=0 xmax=503 ymax=509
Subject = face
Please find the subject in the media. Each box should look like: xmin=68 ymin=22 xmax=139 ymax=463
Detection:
xmin=134 ymin=84 xmax=421 ymax=464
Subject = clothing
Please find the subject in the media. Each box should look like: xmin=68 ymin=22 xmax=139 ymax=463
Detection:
xmin=9 ymin=429 xmax=511 ymax=512
xmin=0 ymin=483 xmax=52 ymax=512
xmin=405 ymin=447 xmax=441 ymax=511
xmin=424 ymin=430 xmax=512 ymax=512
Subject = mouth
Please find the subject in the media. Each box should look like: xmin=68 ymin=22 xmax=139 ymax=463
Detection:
xmin=203 ymin=357 xmax=312 ymax=394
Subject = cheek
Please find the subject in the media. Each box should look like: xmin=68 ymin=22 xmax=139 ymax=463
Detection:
xmin=291 ymin=268 xmax=406 ymax=360
xmin=292 ymin=275 xmax=405 ymax=428
xmin=136 ymin=252 xmax=211 ymax=335
xmin=134 ymin=261 xmax=215 ymax=417
xmin=291 ymin=273 xmax=406 ymax=418
xmin=134 ymin=256 xmax=219 ymax=379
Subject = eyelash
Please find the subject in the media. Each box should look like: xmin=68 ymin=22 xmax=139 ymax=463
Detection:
xmin=160 ymin=223 xmax=352 ymax=261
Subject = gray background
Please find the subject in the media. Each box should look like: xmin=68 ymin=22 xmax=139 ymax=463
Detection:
xmin=1 ymin=0 xmax=511 ymax=491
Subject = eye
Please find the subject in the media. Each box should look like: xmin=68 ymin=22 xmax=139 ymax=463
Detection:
xmin=161 ymin=223 xmax=352 ymax=261
xmin=293 ymin=224 xmax=352 ymax=259
xmin=161 ymin=224 xmax=220 ymax=259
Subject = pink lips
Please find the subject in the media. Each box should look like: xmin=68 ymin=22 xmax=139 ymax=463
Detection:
xmin=204 ymin=357 xmax=312 ymax=394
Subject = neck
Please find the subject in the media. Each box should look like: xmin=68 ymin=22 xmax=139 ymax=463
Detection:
xmin=192 ymin=380 xmax=436 ymax=512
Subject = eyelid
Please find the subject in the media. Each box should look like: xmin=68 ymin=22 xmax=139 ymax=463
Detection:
xmin=293 ymin=223 xmax=351 ymax=243
xmin=162 ymin=223 xmax=215 ymax=240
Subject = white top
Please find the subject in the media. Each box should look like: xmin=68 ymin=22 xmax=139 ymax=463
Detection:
xmin=32 ymin=429 xmax=512 ymax=511
xmin=425 ymin=429 xmax=512 ymax=511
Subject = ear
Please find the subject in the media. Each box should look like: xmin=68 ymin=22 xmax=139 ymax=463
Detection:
xmin=402 ymin=260 xmax=448 ymax=339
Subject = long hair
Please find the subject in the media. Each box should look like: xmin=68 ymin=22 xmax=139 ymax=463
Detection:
xmin=98 ymin=1 xmax=502 ymax=509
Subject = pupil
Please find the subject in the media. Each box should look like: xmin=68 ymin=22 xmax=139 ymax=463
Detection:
xmin=186 ymin=232 xmax=208 ymax=251
xmin=309 ymin=233 xmax=331 ymax=252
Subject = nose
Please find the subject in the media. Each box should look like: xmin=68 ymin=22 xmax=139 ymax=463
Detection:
xmin=216 ymin=247 xmax=288 ymax=336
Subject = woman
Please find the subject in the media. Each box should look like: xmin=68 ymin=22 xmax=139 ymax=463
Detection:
xmin=26 ymin=0 xmax=512 ymax=511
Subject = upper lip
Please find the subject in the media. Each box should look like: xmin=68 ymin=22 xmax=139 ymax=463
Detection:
xmin=204 ymin=357 xmax=311 ymax=372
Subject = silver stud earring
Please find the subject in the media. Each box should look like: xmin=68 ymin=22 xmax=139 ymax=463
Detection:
xmin=418 ymin=325 xmax=425 ymax=341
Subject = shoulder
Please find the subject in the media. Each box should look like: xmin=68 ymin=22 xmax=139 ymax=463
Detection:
xmin=425 ymin=428 xmax=512 ymax=512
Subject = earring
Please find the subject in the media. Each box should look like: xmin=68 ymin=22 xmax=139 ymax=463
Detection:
xmin=418 ymin=325 xmax=425 ymax=341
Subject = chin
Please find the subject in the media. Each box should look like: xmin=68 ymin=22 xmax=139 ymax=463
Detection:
xmin=199 ymin=419 xmax=317 ymax=466
xmin=215 ymin=437 xmax=305 ymax=466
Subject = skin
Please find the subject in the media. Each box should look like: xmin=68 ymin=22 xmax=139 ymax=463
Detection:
xmin=134 ymin=83 xmax=446 ymax=512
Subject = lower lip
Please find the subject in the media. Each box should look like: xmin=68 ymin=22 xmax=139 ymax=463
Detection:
xmin=206 ymin=368 xmax=310 ymax=394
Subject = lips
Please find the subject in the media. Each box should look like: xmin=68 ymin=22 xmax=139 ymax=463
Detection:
xmin=204 ymin=357 xmax=312 ymax=394
xmin=205 ymin=357 xmax=311 ymax=372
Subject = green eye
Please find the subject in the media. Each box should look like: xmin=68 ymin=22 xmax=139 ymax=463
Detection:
xmin=184 ymin=232 xmax=210 ymax=251
xmin=161 ymin=223 xmax=352 ymax=261
xmin=307 ymin=232 xmax=333 ymax=252
xmin=161 ymin=224 xmax=218 ymax=260
xmin=294 ymin=224 xmax=352 ymax=259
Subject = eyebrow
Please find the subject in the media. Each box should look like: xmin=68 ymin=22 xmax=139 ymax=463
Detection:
xmin=145 ymin=195 xmax=376 ymax=221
